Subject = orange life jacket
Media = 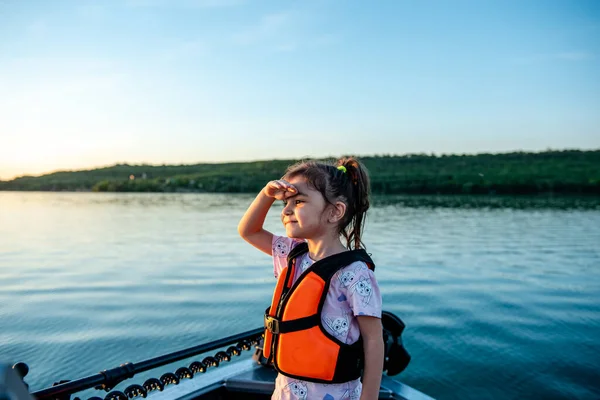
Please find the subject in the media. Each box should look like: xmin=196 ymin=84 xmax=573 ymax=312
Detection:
xmin=263 ymin=242 xmax=376 ymax=383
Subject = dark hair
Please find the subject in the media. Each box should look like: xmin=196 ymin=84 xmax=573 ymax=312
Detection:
xmin=282 ymin=157 xmax=370 ymax=250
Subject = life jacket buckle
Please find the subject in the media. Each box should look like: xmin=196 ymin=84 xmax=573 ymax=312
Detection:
xmin=264 ymin=314 xmax=280 ymax=334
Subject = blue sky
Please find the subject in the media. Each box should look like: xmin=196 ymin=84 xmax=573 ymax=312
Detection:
xmin=0 ymin=0 xmax=599 ymax=179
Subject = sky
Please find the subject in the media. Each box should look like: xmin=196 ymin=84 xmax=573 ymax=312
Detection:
xmin=0 ymin=0 xmax=599 ymax=180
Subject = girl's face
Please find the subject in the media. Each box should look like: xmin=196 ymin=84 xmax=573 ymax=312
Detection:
xmin=281 ymin=175 xmax=330 ymax=239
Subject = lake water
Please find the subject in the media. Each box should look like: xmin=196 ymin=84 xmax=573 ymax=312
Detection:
xmin=1 ymin=192 xmax=599 ymax=400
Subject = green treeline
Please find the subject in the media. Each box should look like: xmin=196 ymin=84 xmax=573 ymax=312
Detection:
xmin=1 ymin=150 xmax=599 ymax=195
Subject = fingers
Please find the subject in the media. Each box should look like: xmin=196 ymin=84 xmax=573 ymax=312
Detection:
xmin=283 ymin=190 xmax=297 ymax=200
xmin=283 ymin=181 xmax=297 ymax=194
xmin=271 ymin=180 xmax=297 ymax=192
xmin=267 ymin=181 xmax=284 ymax=196
xmin=265 ymin=180 xmax=297 ymax=199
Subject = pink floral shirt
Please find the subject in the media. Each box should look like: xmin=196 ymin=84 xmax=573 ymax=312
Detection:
xmin=270 ymin=235 xmax=382 ymax=400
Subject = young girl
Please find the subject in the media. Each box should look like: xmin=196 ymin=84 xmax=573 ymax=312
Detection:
xmin=238 ymin=157 xmax=384 ymax=400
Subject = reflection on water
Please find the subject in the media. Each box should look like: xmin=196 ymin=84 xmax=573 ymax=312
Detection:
xmin=0 ymin=192 xmax=599 ymax=400
xmin=8 ymin=191 xmax=599 ymax=209
xmin=372 ymin=194 xmax=600 ymax=210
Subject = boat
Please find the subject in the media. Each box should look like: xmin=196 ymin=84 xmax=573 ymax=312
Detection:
xmin=1 ymin=311 xmax=434 ymax=400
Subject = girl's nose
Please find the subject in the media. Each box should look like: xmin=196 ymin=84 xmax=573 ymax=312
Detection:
xmin=282 ymin=203 xmax=293 ymax=215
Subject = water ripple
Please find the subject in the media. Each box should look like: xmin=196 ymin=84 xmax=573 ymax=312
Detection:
xmin=1 ymin=192 xmax=600 ymax=399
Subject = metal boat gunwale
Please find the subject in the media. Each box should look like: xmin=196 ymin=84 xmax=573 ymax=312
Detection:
xmin=4 ymin=312 xmax=434 ymax=400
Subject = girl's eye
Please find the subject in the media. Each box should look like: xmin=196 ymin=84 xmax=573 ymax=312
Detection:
xmin=282 ymin=199 xmax=303 ymax=206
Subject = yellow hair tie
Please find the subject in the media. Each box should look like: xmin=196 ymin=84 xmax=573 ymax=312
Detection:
xmin=337 ymin=166 xmax=347 ymax=173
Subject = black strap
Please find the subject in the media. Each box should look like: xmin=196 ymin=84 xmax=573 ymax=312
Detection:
xmin=264 ymin=313 xmax=320 ymax=334
xmin=286 ymin=242 xmax=375 ymax=280
xmin=287 ymin=242 xmax=309 ymax=267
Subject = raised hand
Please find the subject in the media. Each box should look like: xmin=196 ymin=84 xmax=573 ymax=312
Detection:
xmin=263 ymin=180 xmax=298 ymax=200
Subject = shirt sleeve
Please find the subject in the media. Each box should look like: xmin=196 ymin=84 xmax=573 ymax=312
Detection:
xmin=346 ymin=262 xmax=382 ymax=318
xmin=271 ymin=235 xmax=304 ymax=279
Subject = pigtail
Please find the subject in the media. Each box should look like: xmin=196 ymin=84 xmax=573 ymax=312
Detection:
xmin=336 ymin=157 xmax=370 ymax=250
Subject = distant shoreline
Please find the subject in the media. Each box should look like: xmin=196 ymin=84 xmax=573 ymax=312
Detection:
xmin=1 ymin=150 xmax=599 ymax=195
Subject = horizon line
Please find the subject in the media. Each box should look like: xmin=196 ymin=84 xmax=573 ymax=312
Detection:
xmin=2 ymin=147 xmax=598 ymax=182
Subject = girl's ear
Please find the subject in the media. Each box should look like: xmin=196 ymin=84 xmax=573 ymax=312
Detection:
xmin=329 ymin=201 xmax=347 ymax=223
